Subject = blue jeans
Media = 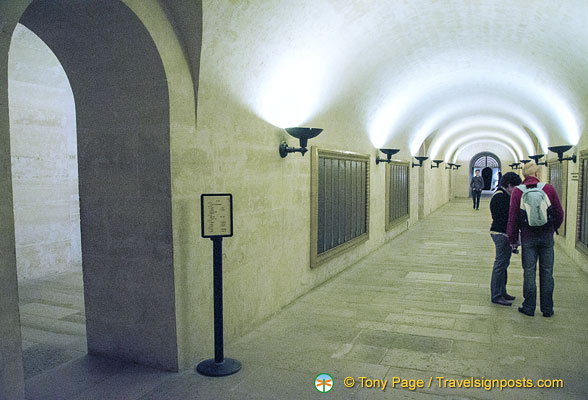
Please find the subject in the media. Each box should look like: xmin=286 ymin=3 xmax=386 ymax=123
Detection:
xmin=491 ymin=234 xmax=511 ymax=301
xmin=521 ymin=235 xmax=555 ymax=314
xmin=472 ymin=190 xmax=481 ymax=209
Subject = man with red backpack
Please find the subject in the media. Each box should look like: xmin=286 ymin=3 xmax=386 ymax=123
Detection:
xmin=507 ymin=162 xmax=564 ymax=317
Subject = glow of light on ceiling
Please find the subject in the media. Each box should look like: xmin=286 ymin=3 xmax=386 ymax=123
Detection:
xmin=443 ymin=131 xmax=523 ymax=162
xmin=254 ymin=52 xmax=330 ymax=129
xmin=367 ymin=56 xmax=578 ymax=154
xmin=368 ymin=72 xmax=450 ymax=150
xmin=527 ymin=83 xmax=580 ymax=147
xmin=452 ymin=140 xmax=518 ymax=164
xmin=411 ymin=96 xmax=543 ymax=157
xmin=367 ymin=85 xmax=424 ymax=149
xmin=429 ymin=116 xmax=534 ymax=160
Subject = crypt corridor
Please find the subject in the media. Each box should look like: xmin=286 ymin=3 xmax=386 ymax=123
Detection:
xmin=18 ymin=199 xmax=588 ymax=399
xmin=2 ymin=1 xmax=588 ymax=399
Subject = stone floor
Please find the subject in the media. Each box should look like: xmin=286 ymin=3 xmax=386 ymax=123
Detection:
xmin=20 ymin=199 xmax=588 ymax=399
xmin=19 ymin=271 xmax=86 ymax=381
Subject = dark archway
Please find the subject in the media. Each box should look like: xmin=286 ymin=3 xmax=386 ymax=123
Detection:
xmin=481 ymin=167 xmax=493 ymax=190
xmin=18 ymin=0 xmax=177 ymax=371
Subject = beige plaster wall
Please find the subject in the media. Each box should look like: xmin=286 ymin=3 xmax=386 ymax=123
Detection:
xmin=4 ymin=0 xmax=457 ymax=373
xmin=8 ymin=23 xmax=80 ymax=282
xmin=123 ymin=0 xmax=204 ymax=369
xmin=554 ymin=133 xmax=588 ymax=274
xmin=423 ymin=162 xmax=451 ymax=216
xmin=149 ymin=0 xmax=435 ymax=367
xmin=100 ymin=0 xmax=452 ymax=370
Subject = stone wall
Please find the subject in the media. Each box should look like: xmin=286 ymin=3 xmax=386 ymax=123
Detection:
xmin=9 ymin=23 xmax=80 ymax=281
xmin=171 ymin=0 xmax=432 ymax=368
xmin=0 ymin=1 xmax=27 ymax=398
xmin=20 ymin=0 xmax=179 ymax=371
xmin=555 ymin=132 xmax=588 ymax=273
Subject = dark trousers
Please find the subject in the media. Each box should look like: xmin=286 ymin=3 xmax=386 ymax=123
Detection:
xmin=472 ymin=190 xmax=481 ymax=209
xmin=521 ymin=236 xmax=555 ymax=314
xmin=491 ymin=234 xmax=511 ymax=301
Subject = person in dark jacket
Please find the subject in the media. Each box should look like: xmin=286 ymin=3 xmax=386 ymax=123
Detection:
xmin=489 ymin=172 xmax=522 ymax=306
xmin=470 ymin=169 xmax=484 ymax=210
xmin=507 ymin=162 xmax=564 ymax=317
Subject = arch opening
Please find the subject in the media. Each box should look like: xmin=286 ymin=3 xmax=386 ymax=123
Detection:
xmin=10 ymin=0 xmax=178 ymax=373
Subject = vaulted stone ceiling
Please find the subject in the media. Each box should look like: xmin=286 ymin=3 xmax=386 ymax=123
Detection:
xmin=205 ymin=0 xmax=588 ymax=161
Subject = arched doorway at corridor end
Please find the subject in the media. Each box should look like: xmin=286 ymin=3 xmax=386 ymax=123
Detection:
xmin=470 ymin=152 xmax=502 ymax=193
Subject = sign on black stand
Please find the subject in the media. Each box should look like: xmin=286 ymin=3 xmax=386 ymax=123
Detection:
xmin=197 ymin=193 xmax=241 ymax=377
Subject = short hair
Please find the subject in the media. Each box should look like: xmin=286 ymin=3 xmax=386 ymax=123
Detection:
xmin=500 ymin=171 xmax=522 ymax=188
xmin=522 ymin=162 xmax=540 ymax=177
xmin=475 ymin=169 xmax=480 ymax=173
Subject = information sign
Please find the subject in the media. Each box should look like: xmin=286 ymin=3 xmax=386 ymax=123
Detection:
xmin=201 ymin=194 xmax=233 ymax=238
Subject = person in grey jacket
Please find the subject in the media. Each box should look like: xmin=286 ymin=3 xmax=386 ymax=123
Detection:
xmin=470 ymin=169 xmax=484 ymax=210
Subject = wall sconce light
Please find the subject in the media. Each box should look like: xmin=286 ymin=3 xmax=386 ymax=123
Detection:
xmin=509 ymin=162 xmax=521 ymax=170
xmin=279 ymin=127 xmax=323 ymax=158
xmin=453 ymin=164 xmax=461 ymax=170
xmin=445 ymin=162 xmax=454 ymax=170
xmin=412 ymin=156 xmax=428 ymax=168
xmin=528 ymin=154 xmax=547 ymax=166
xmin=375 ymin=148 xmax=400 ymax=165
xmin=548 ymin=145 xmax=577 ymax=163
xmin=520 ymin=159 xmax=531 ymax=164
xmin=431 ymin=159 xmax=443 ymax=169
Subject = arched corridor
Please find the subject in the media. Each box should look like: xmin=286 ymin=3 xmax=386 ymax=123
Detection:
xmin=2 ymin=1 xmax=588 ymax=399
xmin=22 ymin=200 xmax=588 ymax=399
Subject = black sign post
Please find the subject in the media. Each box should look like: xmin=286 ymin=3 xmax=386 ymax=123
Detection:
xmin=197 ymin=194 xmax=241 ymax=377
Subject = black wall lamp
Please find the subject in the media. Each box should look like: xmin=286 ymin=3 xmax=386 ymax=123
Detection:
xmin=412 ymin=156 xmax=428 ymax=168
xmin=453 ymin=164 xmax=461 ymax=170
xmin=548 ymin=145 xmax=577 ymax=163
xmin=445 ymin=162 xmax=454 ymax=169
xmin=279 ymin=127 xmax=323 ymax=158
xmin=431 ymin=159 xmax=443 ymax=168
xmin=509 ymin=162 xmax=521 ymax=170
xmin=520 ymin=159 xmax=531 ymax=165
xmin=528 ymin=154 xmax=547 ymax=166
xmin=376 ymin=148 xmax=400 ymax=165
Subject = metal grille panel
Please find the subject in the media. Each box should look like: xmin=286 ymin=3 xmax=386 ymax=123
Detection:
xmin=388 ymin=162 xmax=409 ymax=224
xmin=317 ymin=155 xmax=368 ymax=254
xmin=549 ymin=162 xmax=564 ymax=199
xmin=549 ymin=161 xmax=567 ymax=235
xmin=580 ymin=158 xmax=588 ymax=248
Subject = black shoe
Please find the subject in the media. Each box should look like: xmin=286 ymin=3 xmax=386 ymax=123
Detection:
xmin=542 ymin=311 xmax=554 ymax=318
xmin=503 ymin=294 xmax=516 ymax=301
xmin=492 ymin=297 xmax=512 ymax=306
xmin=518 ymin=307 xmax=534 ymax=317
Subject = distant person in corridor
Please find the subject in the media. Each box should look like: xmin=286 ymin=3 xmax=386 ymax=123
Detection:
xmin=489 ymin=172 xmax=522 ymax=306
xmin=507 ymin=162 xmax=564 ymax=317
xmin=470 ymin=169 xmax=484 ymax=210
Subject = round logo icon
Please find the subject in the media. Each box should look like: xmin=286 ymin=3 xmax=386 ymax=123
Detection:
xmin=315 ymin=373 xmax=334 ymax=393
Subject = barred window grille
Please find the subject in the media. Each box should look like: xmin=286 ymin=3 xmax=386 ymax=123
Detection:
xmin=311 ymin=148 xmax=369 ymax=267
xmin=578 ymin=155 xmax=588 ymax=252
xmin=473 ymin=156 xmax=499 ymax=168
xmin=387 ymin=162 xmax=409 ymax=228
xmin=549 ymin=161 xmax=567 ymax=235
